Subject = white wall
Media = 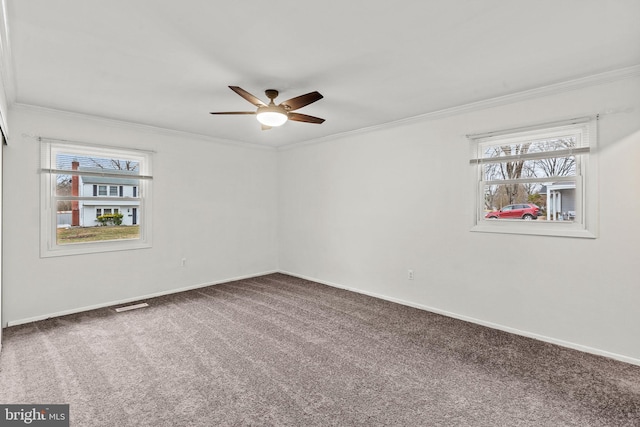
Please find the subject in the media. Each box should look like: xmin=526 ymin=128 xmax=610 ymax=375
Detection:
xmin=278 ymin=75 xmax=640 ymax=363
xmin=2 ymin=105 xmax=278 ymax=325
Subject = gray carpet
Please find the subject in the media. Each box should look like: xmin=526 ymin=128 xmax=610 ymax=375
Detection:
xmin=1 ymin=273 xmax=639 ymax=426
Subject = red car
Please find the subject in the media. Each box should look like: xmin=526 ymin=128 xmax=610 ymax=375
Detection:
xmin=485 ymin=203 xmax=541 ymax=220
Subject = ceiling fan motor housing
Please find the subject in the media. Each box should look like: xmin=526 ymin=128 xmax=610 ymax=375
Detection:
xmin=265 ymin=89 xmax=279 ymax=102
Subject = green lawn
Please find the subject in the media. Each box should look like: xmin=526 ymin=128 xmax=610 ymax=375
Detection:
xmin=57 ymin=225 xmax=140 ymax=244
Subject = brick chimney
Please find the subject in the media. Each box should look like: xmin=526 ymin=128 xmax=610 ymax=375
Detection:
xmin=71 ymin=161 xmax=80 ymax=226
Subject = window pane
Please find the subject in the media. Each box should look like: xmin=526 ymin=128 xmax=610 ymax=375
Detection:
xmin=482 ymin=137 xmax=578 ymax=181
xmin=56 ymin=153 xmax=140 ymax=173
xmin=55 ymin=152 xmax=141 ymax=197
xmin=56 ymin=202 xmax=140 ymax=245
xmin=483 ymin=181 xmax=576 ymax=222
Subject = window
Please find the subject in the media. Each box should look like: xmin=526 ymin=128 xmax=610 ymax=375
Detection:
xmin=40 ymin=139 xmax=153 ymax=257
xmin=96 ymin=208 xmax=119 ymax=218
xmin=469 ymin=117 xmax=597 ymax=238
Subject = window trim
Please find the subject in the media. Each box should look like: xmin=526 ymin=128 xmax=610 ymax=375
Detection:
xmin=40 ymin=139 xmax=153 ymax=257
xmin=469 ymin=117 xmax=598 ymax=239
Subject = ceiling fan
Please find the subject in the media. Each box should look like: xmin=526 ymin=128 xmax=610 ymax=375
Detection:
xmin=210 ymin=86 xmax=325 ymax=130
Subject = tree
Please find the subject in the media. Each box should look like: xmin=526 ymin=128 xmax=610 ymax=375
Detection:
xmin=56 ymin=175 xmax=73 ymax=211
xmin=483 ymin=143 xmax=531 ymax=207
xmin=527 ymin=193 xmax=544 ymax=207
xmin=528 ymin=137 xmax=576 ymax=178
xmin=89 ymin=158 xmax=139 ymax=171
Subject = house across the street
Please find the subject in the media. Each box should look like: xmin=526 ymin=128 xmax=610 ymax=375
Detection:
xmin=69 ymin=161 xmax=140 ymax=227
xmin=541 ymin=182 xmax=576 ymax=221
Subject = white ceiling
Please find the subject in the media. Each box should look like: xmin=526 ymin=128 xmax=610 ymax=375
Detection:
xmin=4 ymin=1 xmax=640 ymax=147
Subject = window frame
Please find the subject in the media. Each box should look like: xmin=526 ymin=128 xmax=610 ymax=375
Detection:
xmin=469 ymin=117 xmax=598 ymax=238
xmin=40 ymin=139 xmax=153 ymax=257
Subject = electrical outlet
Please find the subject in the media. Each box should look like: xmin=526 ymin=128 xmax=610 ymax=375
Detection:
xmin=181 ymin=258 xmax=187 ymax=267
xmin=408 ymin=269 xmax=414 ymax=280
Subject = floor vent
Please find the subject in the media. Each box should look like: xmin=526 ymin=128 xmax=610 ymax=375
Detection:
xmin=115 ymin=303 xmax=149 ymax=313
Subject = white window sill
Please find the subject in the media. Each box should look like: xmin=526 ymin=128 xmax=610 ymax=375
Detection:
xmin=40 ymin=239 xmax=152 ymax=258
xmin=471 ymin=220 xmax=596 ymax=239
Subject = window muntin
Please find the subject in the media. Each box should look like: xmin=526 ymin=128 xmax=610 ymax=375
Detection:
xmin=470 ymin=118 xmax=597 ymax=238
xmin=41 ymin=140 xmax=153 ymax=256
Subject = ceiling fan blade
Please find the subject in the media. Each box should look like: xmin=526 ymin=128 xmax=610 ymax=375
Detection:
xmin=229 ymin=86 xmax=267 ymax=107
xmin=280 ymin=91 xmax=323 ymax=111
xmin=261 ymin=124 xmax=272 ymax=131
xmin=209 ymin=111 xmax=256 ymax=115
xmin=288 ymin=112 xmax=325 ymax=124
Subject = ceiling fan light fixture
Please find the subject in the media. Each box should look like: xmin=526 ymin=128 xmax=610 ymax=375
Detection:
xmin=211 ymin=86 xmax=324 ymax=130
xmin=256 ymin=108 xmax=288 ymax=127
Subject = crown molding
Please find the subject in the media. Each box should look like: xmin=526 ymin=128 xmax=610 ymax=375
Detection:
xmin=8 ymin=63 xmax=640 ymax=152
xmin=279 ymin=64 xmax=640 ymax=151
xmin=12 ymin=103 xmax=276 ymax=151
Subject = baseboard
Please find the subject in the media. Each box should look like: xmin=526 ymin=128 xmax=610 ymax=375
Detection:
xmin=7 ymin=269 xmax=639 ymax=367
xmin=6 ymin=270 xmax=279 ymax=327
xmin=279 ymin=270 xmax=640 ymax=367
